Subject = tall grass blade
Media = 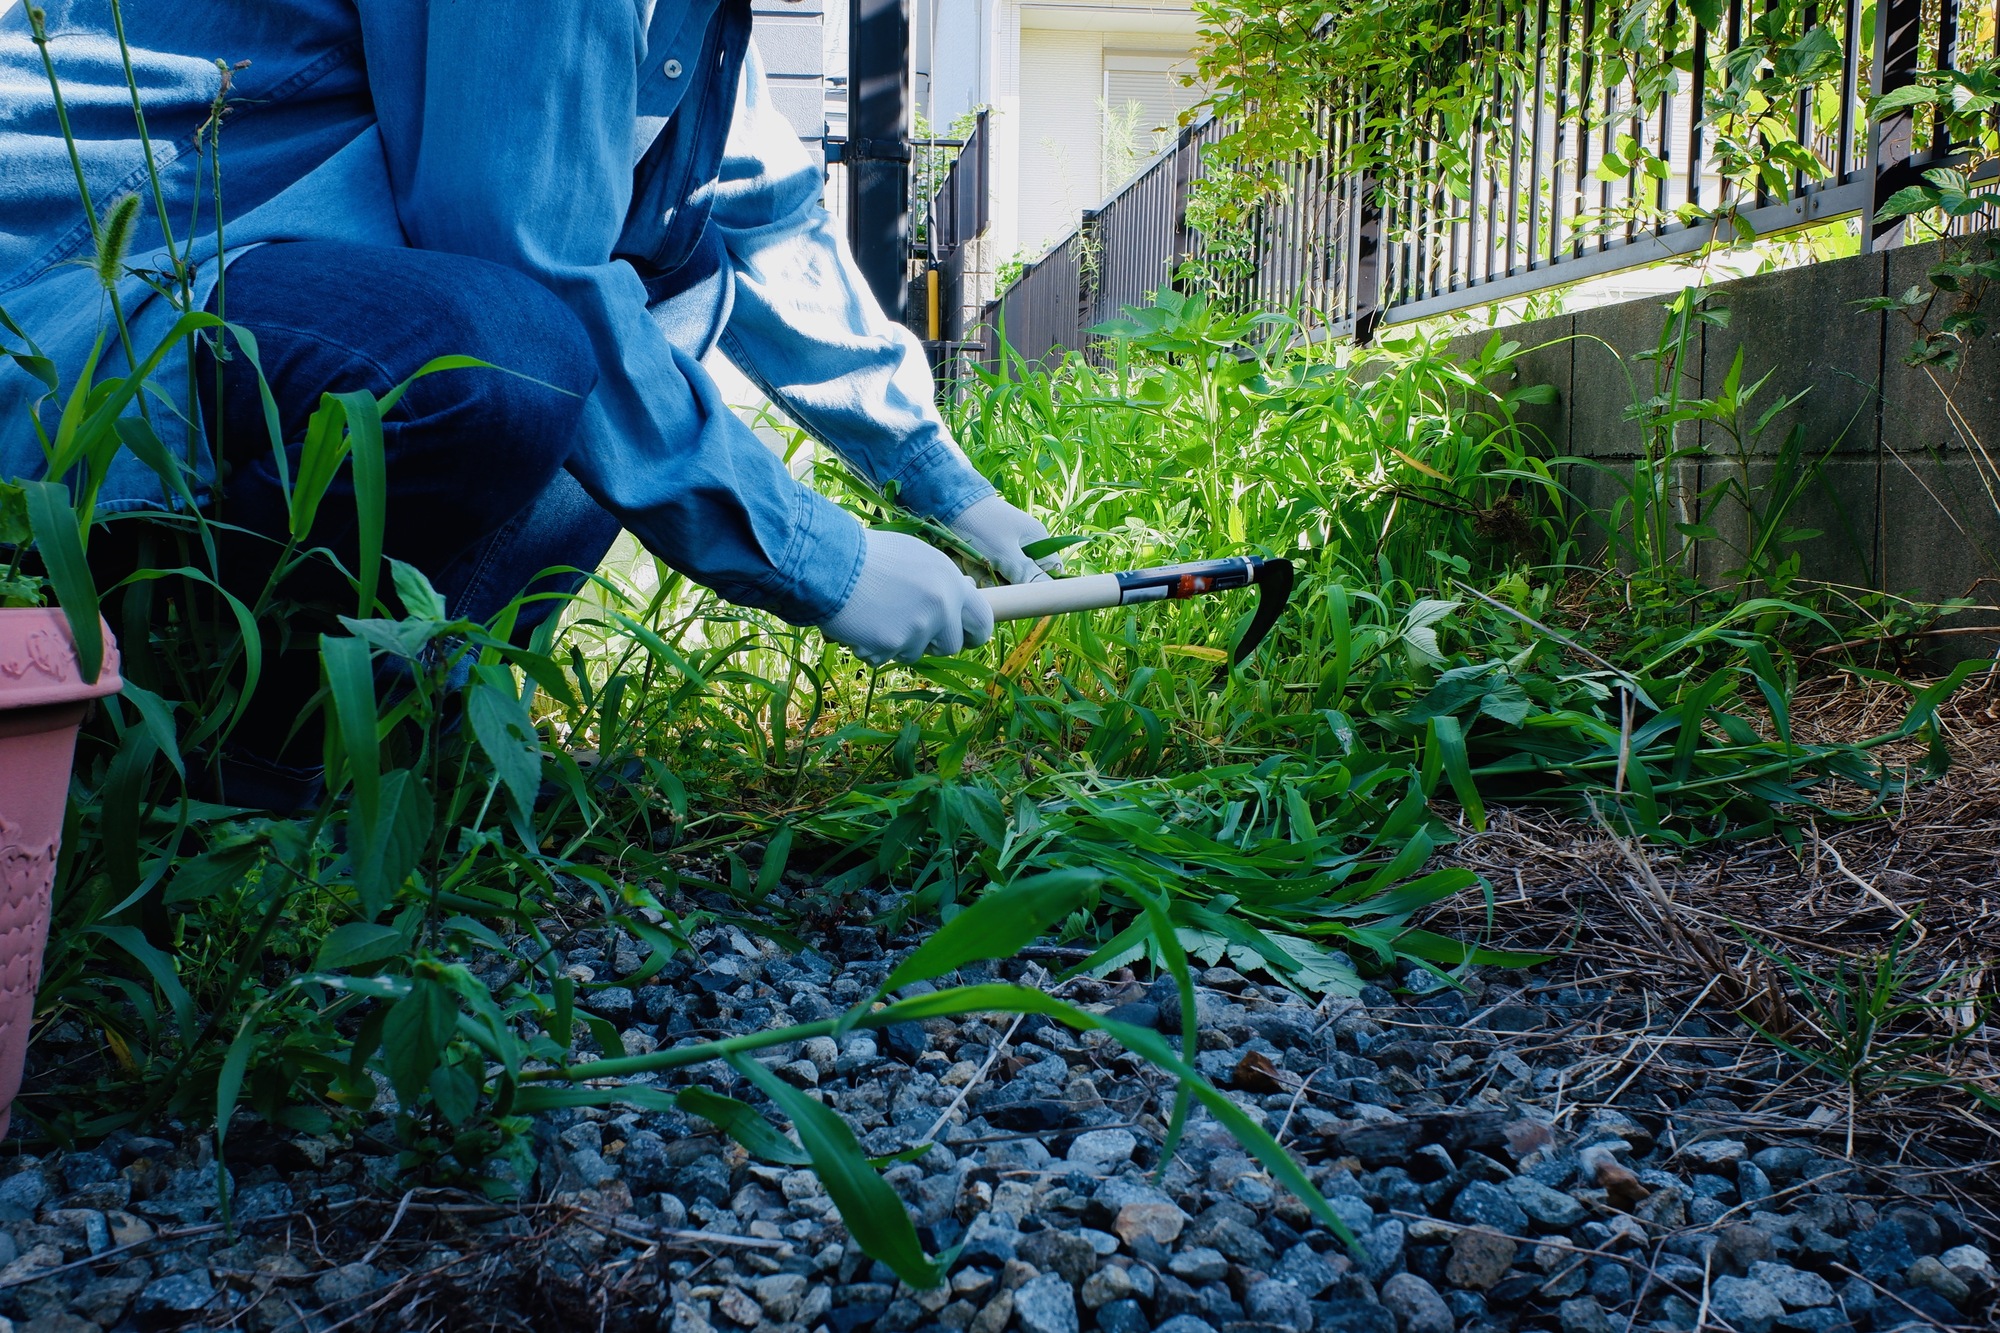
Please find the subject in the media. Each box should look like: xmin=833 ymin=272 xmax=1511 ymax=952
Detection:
xmin=879 ymin=867 xmax=1103 ymax=996
xmin=728 ymin=1053 xmax=948 ymax=1287
xmin=23 ymin=479 xmax=103 ymax=682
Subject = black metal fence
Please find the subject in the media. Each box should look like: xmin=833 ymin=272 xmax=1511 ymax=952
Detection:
xmin=826 ymin=112 xmax=992 ymax=347
xmin=911 ymin=112 xmax=992 ymax=354
xmin=984 ymin=119 xmax=1226 ymax=369
xmin=918 ymin=111 xmax=990 ymax=266
xmin=987 ymin=0 xmax=1998 ymax=363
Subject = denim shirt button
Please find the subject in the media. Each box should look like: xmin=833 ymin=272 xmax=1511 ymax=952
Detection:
xmin=663 ymin=58 xmax=684 ymax=78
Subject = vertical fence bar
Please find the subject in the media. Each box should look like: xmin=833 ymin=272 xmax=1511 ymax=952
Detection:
xmin=1689 ymin=21 xmax=1710 ymax=208
xmin=1837 ymin=0 xmax=1861 ymax=179
xmin=1796 ymin=0 xmax=1819 ymax=197
xmin=1448 ymin=120 xmax=1464 ymax=294
xmin=1551 ymin=0 xmax=1572 ymax=267
xmin=1354 ymin=92 xmax=1384 ymax=341
xmin=1507 ymin=3 xmax=1527 ymax=274
xmin=1599 ymin=81 xmax=1616 ymax=247
xmin=1867 ymin=0 xmax=1923 ymax=249
xmin=1492 ymin=16 xmax=1511 ymax=280
xmin=1528 ymin=0 xmax=1550 ymax=268
xmin=1417 ymin=119 xmax=1434 ymax=300
xmin=1574 ymin=0 xmax=1596 ymax=256
xmin=1657 ymin=3 xmax=1677 ymax=216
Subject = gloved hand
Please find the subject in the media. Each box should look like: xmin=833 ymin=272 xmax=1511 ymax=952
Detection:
xmin=818 ymin=529 xmax=996 ymax=666
xmin=949 ymin=494 xmax=1059 ymax=585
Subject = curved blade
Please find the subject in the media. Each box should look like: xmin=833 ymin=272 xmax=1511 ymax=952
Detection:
xmin=1216 ymin=557 xmax=1295 ymax=684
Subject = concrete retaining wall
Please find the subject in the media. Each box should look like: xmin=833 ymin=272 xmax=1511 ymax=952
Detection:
xmin=1446 ymin=232 xmax=2000 ymax=658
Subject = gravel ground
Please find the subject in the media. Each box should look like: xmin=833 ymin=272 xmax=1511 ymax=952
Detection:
xmin=0 ymin=910 xmax=1994 ymax=1333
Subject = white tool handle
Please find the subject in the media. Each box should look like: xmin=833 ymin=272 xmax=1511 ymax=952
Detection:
xmin=980 ymin=574 xmax=1122 ymax=623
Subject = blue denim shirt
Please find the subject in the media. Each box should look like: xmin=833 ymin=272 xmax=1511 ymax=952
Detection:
xmin=0 ymin=0 xmax=995 ymax=624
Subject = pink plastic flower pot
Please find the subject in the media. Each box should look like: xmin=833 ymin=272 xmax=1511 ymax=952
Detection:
xmin=0 ymin=607 xmax=121 ymax=1137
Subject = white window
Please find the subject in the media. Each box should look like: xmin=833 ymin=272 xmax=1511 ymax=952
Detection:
xmin=1103 ymin=53 xmax=1199 ymax=135
xmin=1100 ymin=52 xmax=1201 ymax=192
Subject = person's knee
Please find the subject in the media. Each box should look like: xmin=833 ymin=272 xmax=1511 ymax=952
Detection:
xmin=390 ymin=255 xmax=597 ymax=456
xmin=213 ymin=243 xmax=597 ymax=469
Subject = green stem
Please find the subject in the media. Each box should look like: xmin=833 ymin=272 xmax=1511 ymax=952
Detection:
xmin=26 ymin=9 xmax=101 ymax=247
xmin=209 ymin=111 xmax=227 ymax=485
xmin=105 ymin=0 xmax=184 ymax=303
xmin=531 ymin=1007 xmax=903 ymax=1084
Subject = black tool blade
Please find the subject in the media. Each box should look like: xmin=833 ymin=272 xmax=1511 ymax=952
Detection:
xmin=1215 ymin=557 xmax=1295 ymax=684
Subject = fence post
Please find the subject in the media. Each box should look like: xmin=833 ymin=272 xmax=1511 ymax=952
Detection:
xmin=1171 ymin=122 xmax=1202 ymax=292
xmin=1351 ymin=97 xmax=1385 ymax=343
xmin=847 ymin=0 xmax=912 ymax=321
xmin=1864 ymin=0 xmax=1923 ymax=253
xmin=1077 ymin=209 xmax=1103 ymax=351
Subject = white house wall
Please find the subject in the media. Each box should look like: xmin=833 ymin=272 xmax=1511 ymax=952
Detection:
xmin=1001 ymin=6 xmax=1199 ymax=263
xmin=1017 ymin=29 xmax=1105 ymax=258
xmin=923 ymin=0 xmax=987 ymax=128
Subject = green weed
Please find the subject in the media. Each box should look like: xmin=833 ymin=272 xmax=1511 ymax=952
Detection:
xmin=1739 ymin=919 xmax=2000 ymax=1155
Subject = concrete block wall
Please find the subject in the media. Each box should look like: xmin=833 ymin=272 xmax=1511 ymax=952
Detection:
xmin=1445 ymin=232 xmax=2000 ymax=659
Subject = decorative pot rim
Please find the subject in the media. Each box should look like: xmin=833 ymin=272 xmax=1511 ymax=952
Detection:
xmin=0 ymin=606 xmax=123 ymax=711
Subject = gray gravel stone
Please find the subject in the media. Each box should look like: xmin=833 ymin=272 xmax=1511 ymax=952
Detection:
xmin=1738 ymin=1160 xmax=1774 ymax=1205
xmin=960 ymin=1211 xmax=1020 ymax=1264
xmin=1505 ymin=1175 xmax=1587 ymax=1228
xmin=1850 ymin=1220 xmax=1919 ymax=1277
xmin=1066 ymin=1129 xmax=1138 ymax=1170
xmin=1558 ymin=1296 xmax=1614 ymax=1333
xmin=1093 ymin=1175 xmax=1176 ymax=1212
xmin=1154 ymin=1318 xmax=1220 ymax=1333
xmin=1680 ymin=1138 xmax=1747 ymax=1170
xmin=1170 ymin=1246 xmax=1230 ymax=1282
xmin=1361 ymin=1218 xmax=1406 ymax=1283
xmin=1013 ymin=1271 xmax=1078 ymax=1333
xmin=1275 ymin=1241 xmax=1341 ymax=1297
xmin=1379 ymin=1272 xmax=1454 ymax=1333
xmin=1314 ymin=1300 xmax=1398 ymax=1333
xmin=17 ymin=902 xmax=1991 ymax=1333
xmin=1586 ymin=1259 xmax=1632 ymax=1307
xmin=1449 ymin=1181 xmax=1529 ymax=1233
xmin=1750 ymin=1146 xmax=1820 ymax=1183
xmin=1941 ymin=1243 xmax=1995 ymax=1281
xmin=1245 ymin=1277 xmax=1314 ymax=1332
xmin=312 ymin=1261 xmax=383 ymax=1307
xmin=1018 ymin=1228 xmax=1096 ymax=1286
xmin=586 ymin=986 xmax=635 ymax=1019
xmin=1080 ymin=1265 xmax=1141 ymax=1309
xmin=1098 ymin=1298 xmax=1149 ymax=1333
xmin=1444 ymin=1228 xmax=1516 ymax=1289
xmin=1206 ymin=1217 xmax=1275 ymax=1266
xmin=0 ymin=1173 xmax=46 ymax=1221
xmin=1747 ymin=1260 xmax=1834 ymax=1308
xmin=1709 ymin=1275 xmax=1785 ymax=1333
xmin=751 ymin=1273 xmax=807 ymax=1321
xmin=1907 ymin=1254 xmax=1972 ymax=1307
xmin=134 ymin=1270 xmax=215 ymax=1322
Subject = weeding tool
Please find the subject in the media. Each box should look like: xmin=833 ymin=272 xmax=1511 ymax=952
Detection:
xmin=979 ymin=555 xmax=1296 ymax=675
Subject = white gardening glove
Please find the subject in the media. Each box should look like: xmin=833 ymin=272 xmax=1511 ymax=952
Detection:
xmin=949 ymin=494 xmax=1059 ymax=585
xmin=819 ymin=529 xmax=997 ymax=666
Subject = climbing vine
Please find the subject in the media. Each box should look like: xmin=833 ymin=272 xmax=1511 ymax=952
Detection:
xmin=1181 ymin=0 xmax=1965 ymax=277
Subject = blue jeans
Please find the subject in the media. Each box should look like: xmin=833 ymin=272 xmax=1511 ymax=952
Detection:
xmin=194 ymin=242 xmax=625 ymax=805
